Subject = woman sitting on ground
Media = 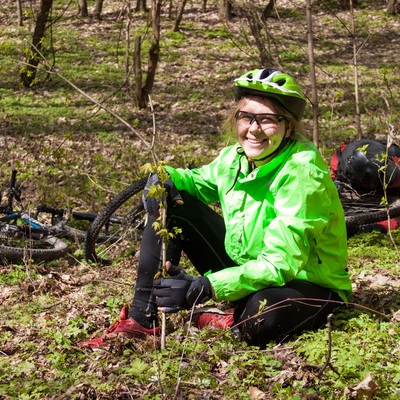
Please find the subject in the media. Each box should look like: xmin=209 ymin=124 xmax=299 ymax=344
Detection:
xmin=80 ymin=67 xmax=351 ymax=349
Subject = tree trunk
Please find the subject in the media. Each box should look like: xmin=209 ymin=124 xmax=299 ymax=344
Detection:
xmin=387 ymin=0 xmax=398 ymax=14
xmin=337 ymin=0 xmax=358 ymax=9
xmin=125 ymin=0 xmax=132 ymax=78
xmin=173 ymin=0 xmax=188 ymax=32
xmin=261 ymin=0 xmax=275 ymax=20
xmin=219 ymin=0 xmax=232 ymax=21
xmin=78 ymin=0 xmax=88 ymax=17
xmin=236 ymin=5 xmax=272 ymax=66
xmin=16 ymin=0 xmax=23 ymax=26
xmin=134 ymin=36 xmax=146 ymax=108
xmin=94 ymin=0 xmax=104 ymax=19
xmin=20 ymin=0 xmax=53 ymax=87
xmin=135 ymin=0 xmax=147 ymax=12
xmin=306 ymin=0 xmax=319 ymax=147
xmin=141 ymin=0 xmax=162 ymax=107
xmin=168 ymin=0 xmax=173 ymax=18
xmin=349 ymin=0 xmax=362 ymax=139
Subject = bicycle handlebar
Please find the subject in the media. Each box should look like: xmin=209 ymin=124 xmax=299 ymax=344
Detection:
xmin=36 ymin=205 xmax=65 ymax=216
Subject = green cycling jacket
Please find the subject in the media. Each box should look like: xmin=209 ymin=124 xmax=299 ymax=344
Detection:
xmin=166 ymin=134 xmax=351 ymax=302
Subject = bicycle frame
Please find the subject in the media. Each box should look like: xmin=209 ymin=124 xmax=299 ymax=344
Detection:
xmin=0 ymin=210 xmax=53 ymax=236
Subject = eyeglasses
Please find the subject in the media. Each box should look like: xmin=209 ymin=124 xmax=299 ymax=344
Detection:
xmin=235 ymin=111 xmax=288 ymax=129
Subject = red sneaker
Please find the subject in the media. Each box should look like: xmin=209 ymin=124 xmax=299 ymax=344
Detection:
xmin=192 ymin=307 xmax=234 ymax=330
xmin=79 ymin=306 xmax=160 ymax=348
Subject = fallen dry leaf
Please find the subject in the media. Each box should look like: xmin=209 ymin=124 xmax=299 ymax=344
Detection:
xmin=249 ymin=386 xmax=267 ymax=400
xmin=344 ymin=374 xmax=379 ymax=398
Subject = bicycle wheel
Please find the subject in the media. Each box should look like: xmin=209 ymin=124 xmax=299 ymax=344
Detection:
xmin=0 ymin=230 xmax=68 ymax=263
xmin=345 ymin=198 xmax=400 ymax=228
xmin=84 ymin=177 xmax=147 ymax=265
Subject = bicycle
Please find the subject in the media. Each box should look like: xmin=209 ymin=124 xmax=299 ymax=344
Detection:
xmin=0 ymin=170 xmax=120 ymax=263
xmin=84 ymin=174 xmax=400 ymax=265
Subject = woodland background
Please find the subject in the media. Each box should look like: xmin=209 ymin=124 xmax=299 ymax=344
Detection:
xmin=1 ymin=0 xmax=400 ymax=399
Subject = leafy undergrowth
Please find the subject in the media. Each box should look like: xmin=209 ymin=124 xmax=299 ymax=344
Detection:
xmin=0 ymin=231 xmax=399 ymax=399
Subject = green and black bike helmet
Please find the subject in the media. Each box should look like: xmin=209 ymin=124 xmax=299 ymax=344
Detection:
xmin=234 ymin=68 xmax=307 ymax=121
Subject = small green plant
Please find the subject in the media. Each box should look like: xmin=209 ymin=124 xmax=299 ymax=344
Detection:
xmin=357 ymin=139 xmax=400 ymax=256
xmin=139 ymin=161 xmax=183 ymax=349
xmin=140 ymin=162 xmax=182 ymax=277
xmin=106 ymin=296 xmax=124 ymax=314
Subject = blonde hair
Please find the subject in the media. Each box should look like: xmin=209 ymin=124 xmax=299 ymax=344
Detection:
xmin=222 ymin=96 xmax=301 ymax=144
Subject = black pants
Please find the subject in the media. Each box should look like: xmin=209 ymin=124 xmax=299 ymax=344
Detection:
xmin=130 ymin=191 xmax=343 ymax=348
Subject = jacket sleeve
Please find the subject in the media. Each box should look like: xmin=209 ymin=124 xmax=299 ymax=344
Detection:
xmin=207 ymin=163 xmax=342 ymax=302
xmin=165 ymin=157 xmax=222 ymax=204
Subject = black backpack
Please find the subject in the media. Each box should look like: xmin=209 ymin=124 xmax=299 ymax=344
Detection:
xmin=334 ymin=139 xmax=400 ymax=192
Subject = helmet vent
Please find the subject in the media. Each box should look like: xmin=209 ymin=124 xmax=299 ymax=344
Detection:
xmin=260 ymin=68 xmax=278 ymax=79
xmin=275 ymin=79 xmax=286 ymax=86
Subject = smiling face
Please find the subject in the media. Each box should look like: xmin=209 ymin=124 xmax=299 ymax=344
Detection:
xmin=236 ymin=96 xmax=292 ymax=165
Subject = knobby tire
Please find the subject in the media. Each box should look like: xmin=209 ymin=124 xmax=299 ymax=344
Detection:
xmin=345 ymin=198 xmax=400 ymax=228
xmin=84 ymin=177 xmax=147 ymax=264
xmin=61 ymin=225 xmax=88 ymax=242
xmin=0 ymin=234 xmax=68 ymax=263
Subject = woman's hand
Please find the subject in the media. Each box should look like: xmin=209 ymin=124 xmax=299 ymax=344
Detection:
xmin=153 ymin=262 xmax=213 ymax=313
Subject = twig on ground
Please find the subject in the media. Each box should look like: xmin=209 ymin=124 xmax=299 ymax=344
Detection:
xmin=100 ymin=279 xmax=135 ymax=286
xmin=154 ymin=320 xmax=164 ymax=396
xmin=319 ymin=313 xmax=340 ymax=376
